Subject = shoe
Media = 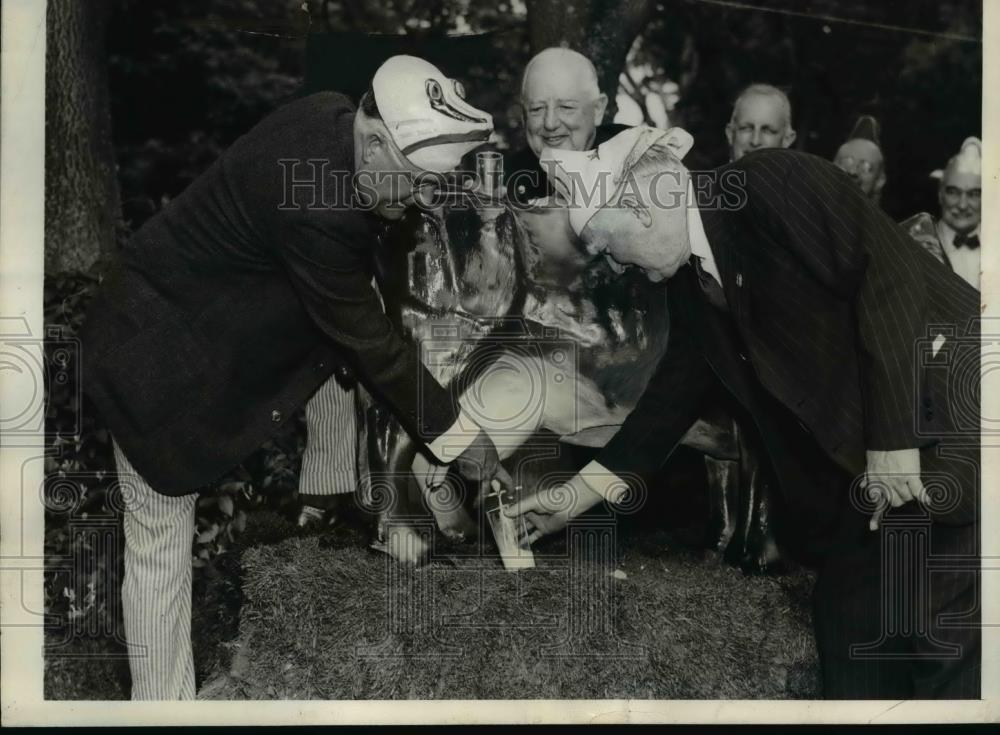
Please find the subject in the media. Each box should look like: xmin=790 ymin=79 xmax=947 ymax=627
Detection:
xmin=297 ymin=504 xmax=328 ymax=529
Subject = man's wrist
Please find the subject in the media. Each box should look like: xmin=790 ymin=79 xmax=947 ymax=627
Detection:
xmin=426 ymin=409 xmax=483 ymax=462
xmin=578 ymin=460 xmax=630 ymax=504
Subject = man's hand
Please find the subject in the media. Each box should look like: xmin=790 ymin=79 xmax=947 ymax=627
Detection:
xmin=452 ymin=428 xmax=514 ymax=492
xmin=503 ymin=474 xmax=604 ymax=547
xmin=412 ymin=451 xmax=450 ymax=491
xmin=863 ymin=448 xmax=929 ymax=530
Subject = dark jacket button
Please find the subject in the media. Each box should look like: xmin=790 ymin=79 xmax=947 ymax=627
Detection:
xmin=271 ymin=409 xmax=282 ymax=423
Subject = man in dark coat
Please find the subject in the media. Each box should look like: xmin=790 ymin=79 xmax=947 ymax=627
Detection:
xmin=502 ymin=47 xmax=629 ymax=206
xmin=81 ymin=55 xmax=509 ymax=699
xmin=509 ymin=126 xmax=980 ymax=698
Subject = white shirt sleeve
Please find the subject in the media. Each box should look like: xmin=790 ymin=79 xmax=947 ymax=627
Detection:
xmin=578 ymin=460 xmax=631 ymax=504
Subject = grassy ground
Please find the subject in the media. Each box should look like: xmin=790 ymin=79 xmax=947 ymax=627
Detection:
xmin=198 ymin=523 xmax=819 ymax=700
xmin=44 ymin=451 xmax=820 ymax=700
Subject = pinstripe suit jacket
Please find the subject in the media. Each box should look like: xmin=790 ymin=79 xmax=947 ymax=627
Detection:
xmin=597 ymin=150 xmax=980 ymax=529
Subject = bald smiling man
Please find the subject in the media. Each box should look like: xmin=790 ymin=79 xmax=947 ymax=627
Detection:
xmin=504 ymin=47 xmax=629 ymax=205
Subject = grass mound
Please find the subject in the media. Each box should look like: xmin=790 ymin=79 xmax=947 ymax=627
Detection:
xmin=203 ymin=528 xmax=819 ymax=700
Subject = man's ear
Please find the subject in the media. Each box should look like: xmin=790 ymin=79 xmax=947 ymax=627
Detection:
xmin=592 ymin=93 xmax=609 ymax=125
xmin=724 ymin=122 xmax=735 ymax=147
xmin=782 ymin=127 xmax=797 ymax=149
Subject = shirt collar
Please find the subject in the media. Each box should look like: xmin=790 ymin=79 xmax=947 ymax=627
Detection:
xmin=687 ymin=181 xmax=722 ymax=284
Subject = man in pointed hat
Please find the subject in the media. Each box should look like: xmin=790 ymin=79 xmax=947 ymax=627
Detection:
xmin=507 ymin=126 xmax=980 ymax=699
xmin=833 ymin=115 xmax=886 ymax=203
xmin=916 ymin=137 xmax=982 ymax=290
xmin=902 ymin=137 xmax=982 ymax=290
xmin=81 ymin=55 xmax=510 ymax=699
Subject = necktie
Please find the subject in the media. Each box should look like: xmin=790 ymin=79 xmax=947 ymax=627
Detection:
xmin=953 ymin=232 xmax=980 ymax=250
xmin=691 ymin=256 xmax=728 ymax=311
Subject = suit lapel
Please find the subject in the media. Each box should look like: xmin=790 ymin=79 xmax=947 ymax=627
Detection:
xmin=698 ymin=197 xmax=749 ymax=330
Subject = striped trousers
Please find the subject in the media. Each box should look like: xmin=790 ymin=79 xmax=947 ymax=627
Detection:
xmin=300 ymin=375 xmax=358 ymax=496
xmin=113 ymin=440 xmax=197 ymax=700
xmin=111 ymin=376 xmax=357 ymax=699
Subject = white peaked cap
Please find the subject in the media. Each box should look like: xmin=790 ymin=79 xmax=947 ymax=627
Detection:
xmin=539 ymin=125 xmax=694 ymax=236
xmin=931 ymin=136 xmax=982 ymax=180
xmin=371 ymin=55 xmax=493 ymax=173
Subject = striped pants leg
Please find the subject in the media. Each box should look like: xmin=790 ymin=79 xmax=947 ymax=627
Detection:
xmin=113 ymin=441 xmax=197 ymax=700
xmin=300 ymin=375 xmax=358 ymax=496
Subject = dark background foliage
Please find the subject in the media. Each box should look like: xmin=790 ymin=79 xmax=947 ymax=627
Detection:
xmin=107 ymin=0 xmax=981 ymax=230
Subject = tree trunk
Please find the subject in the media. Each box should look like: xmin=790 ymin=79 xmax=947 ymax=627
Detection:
xmin=525 ymin=0 xmax=654 ymax=120
xmin=45 ymin=0 xmax=121 ymax=275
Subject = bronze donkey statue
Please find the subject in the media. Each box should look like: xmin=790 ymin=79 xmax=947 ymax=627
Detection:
xmin=356 ymin=156 xmax=779 ymax=572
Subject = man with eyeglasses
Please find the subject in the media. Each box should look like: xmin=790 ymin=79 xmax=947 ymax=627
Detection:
xmin=833 ymin=115 xmax=886 ymax=204
xmin=504 ymin=47 xmax=628 ymax=205
xmin=724 ymin=83 xmax=797 ymax=162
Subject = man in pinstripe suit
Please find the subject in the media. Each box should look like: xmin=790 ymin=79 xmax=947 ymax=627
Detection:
xmin=509 ymin=126 xmax=980 ymax=698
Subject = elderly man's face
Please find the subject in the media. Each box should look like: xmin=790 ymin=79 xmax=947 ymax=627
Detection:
xmin=834 ymin=139 xmax=885 ymax=200
xmin=579 ymin=170 xmax=691 ymax=282
xmin=726 ymin=94 xmax=793 ymax=161
xmin=939 ymin=169 xmax=981 ymax=234
xmin=522 ymin=63 xmax=606 ymax=158
xmin=354 ymin=114 xmax=441 ymax=220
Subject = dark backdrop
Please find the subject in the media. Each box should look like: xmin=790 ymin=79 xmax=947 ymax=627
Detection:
xmin=107 ymin=0 xmax=981 ymax=227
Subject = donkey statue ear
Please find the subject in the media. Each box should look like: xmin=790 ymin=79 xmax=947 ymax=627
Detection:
xmin=661 ymin=127 xmax=694 ymax=161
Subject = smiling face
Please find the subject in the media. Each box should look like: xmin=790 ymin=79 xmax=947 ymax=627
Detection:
xmin=578 ymin=164 xmax=692 ymax=283
xmin=725 ymin=92 xmax=795 ymax=161
xmin=938 ymin=168 xmax=981 ymax=235
xmin=521 ymin=50 xmax=608 ymax=159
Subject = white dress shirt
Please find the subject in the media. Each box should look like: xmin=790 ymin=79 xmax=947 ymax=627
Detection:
xmin=936 ymin=220 xmax=981 ymax=291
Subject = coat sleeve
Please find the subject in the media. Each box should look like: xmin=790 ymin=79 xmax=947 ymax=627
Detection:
xmin=742 ymin=152 xmax=934 ymax=450
xmin=595 ymin=278 xmax=716 ymax=483
xmin=277 ymin=216 xmax=460 ymax=442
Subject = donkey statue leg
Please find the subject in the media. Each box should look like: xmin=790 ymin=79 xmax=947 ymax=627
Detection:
xmin=728 ymin=423 xmax=783 ymax=575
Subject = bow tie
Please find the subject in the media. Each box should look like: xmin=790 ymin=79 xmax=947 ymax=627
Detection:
xmin=953 ymin=232 xmax=980 ymax=250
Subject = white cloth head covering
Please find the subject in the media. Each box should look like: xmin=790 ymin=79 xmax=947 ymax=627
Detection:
xmin=931 ymin=136 xmax=982 ymax=181
xmin=539 ymin=125 xmax=694 ymax=236
xmin=372 ymin=55 xmax=493 ymax=173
